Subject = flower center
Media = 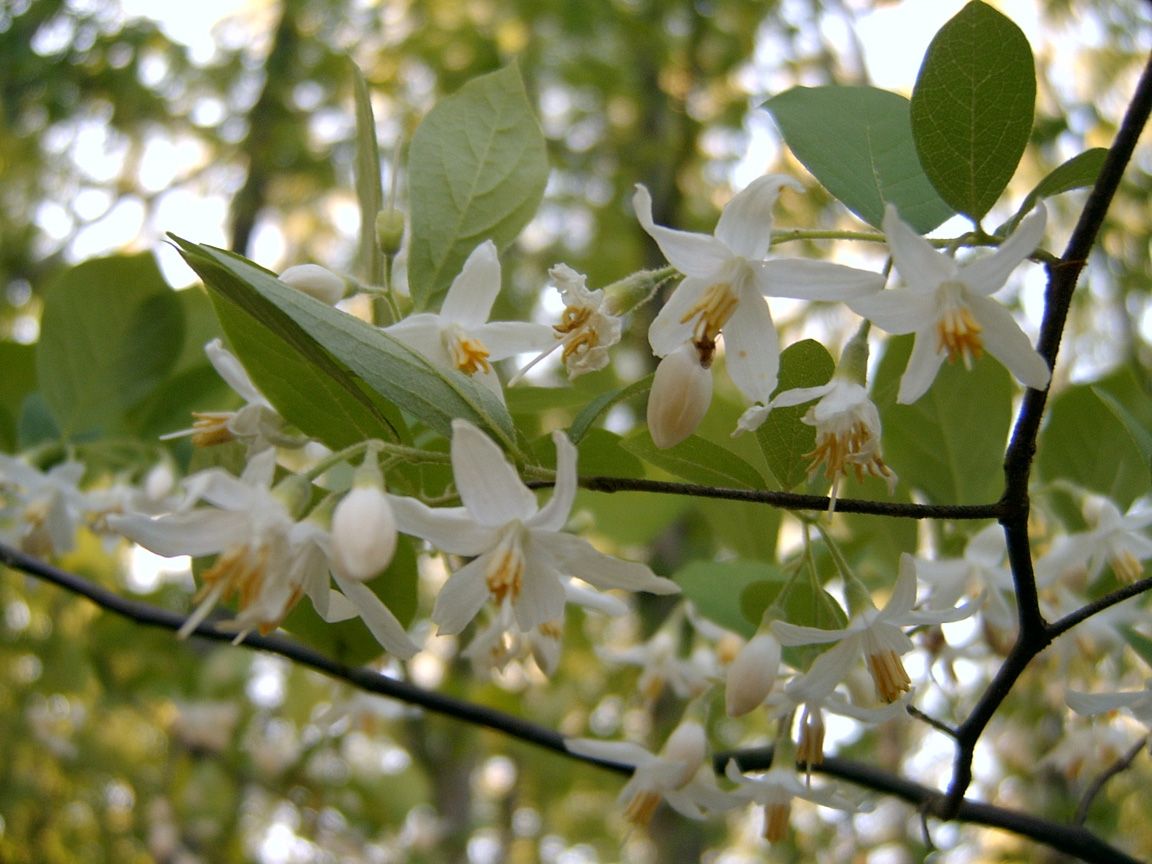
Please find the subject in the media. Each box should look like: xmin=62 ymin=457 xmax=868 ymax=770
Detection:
xmin=935 ymin=282 xmax=983 ymax=368
xmin=763 ymin=800 xmax=792 ymax=843
xmin=1111 ymin=549 xmax=1143 ymax=583
xmin=485 ymin=527 xmax=526 ymax=605
xmin=189 ymin=412 xmax=237 ymax=447
xmin=624 ymin=790 xmax=662 ymax=825
xmin=200 ymin=543 xmax=270 ymax=613
xmin=447 ymin=330 xmax=492 ymax=376
xmin=681 ymin=282 xmax=739 ymax=348
xmin=796 ymin=705 xmax=826 ymax=768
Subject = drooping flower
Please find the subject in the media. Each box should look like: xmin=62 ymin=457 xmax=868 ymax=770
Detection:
xmin=773 ymin=554 xmax=972 ymax=703
xmin=0 ymin=455 xmax=90 ymax=557
xmin=389 ymin=419 xmax=678 ymax=636
xmin=566 ymin=721 xmax=734 ymax=824
xmin=736 ymin=378 xmax=894 ymax=504
xmin=725 ymin=633 xmax=782 ymax=717
xmin=548 ymin=264 xmax=624 ymax=378
xmin=163 ymin=339 xmax=288 ymax=453
xmin=279 ymin=264 xmax=346 ymax=305
xmin=599 ymin=602 xmax=718 ymax=702
xmin=1038 ymin=495 xmax=1152 ymax=586
xmin=107 ymin=452 xmax=418 ymax=657
xmin=724 ymin=759 xmax=857 ymax=844
xmin=647 ymin=342 xmax=714 ymax=448
xmin=1067 ymin=679 xmax=1152 ymax=729
xmin=915 ymin=522 xmax=1016 ymax=637
xmin=635 ymin=178 xmax=883 ymax=407
xmin=384 ymin=241 xmax=554 ymax=396
xmin=853 ymin=204 xmax=1051 ymax=404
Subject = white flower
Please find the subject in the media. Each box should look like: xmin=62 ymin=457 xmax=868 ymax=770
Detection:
xmin=724 ymin=759 xmax=857 ymax=843
xmin=598 ymin=604 xmax=716 ymax=703
xmin=384 ymin=241 xmax=554 ymax=396
xmin=389 ymin=419 xmax=678 ymax=635
xmin=108 ymin=452 xmax=417 ymax=657
xmin=1067 ymin=679 xmax=1152 ymax=728
xmin=566 ymin=721 xmax=733 ymax=824
xmin=331 ymin=485 xmax=397 ymax=581
xmin=1038 ymin=495 xmax=1152 ymax=585
xmin=915 ymin=523 xmax=1016 ymax=636
xmin=162 ymin=339 xmax=288 ymax=453
xmin=279 ymin=264 xmax=345 ymax=305
xmin=548 ymin=264 xmax=623 ymax=378
xmin=736 ymin=378 xmax=894 ymax=503
xmin=647 ymin=342 xmax=714 ymax=448
xmin=773 ymin=554 xmax=972 ymax=703
xmin=0 ymin=455 xmax=89 ymax=557
xmin=854 ymin=204 xmax=1051 ymax=404
xmin=462 ymin=598 xmax=564 ymax=677
xmin=635 ymin=178 xmax=883 ymax=406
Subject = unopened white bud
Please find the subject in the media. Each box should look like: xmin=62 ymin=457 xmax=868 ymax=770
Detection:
xmin=660 ymin=720 xmax=708 ymax=788
xmin=725 ymin=634 xmax=781 ymax=717
xmin=331 ymin=486 xmax=397 ymax=580
xmin=647 ymin=343 xmax=712 ymax=449
xmin=279 ymin=264 xmax=345 ymax=305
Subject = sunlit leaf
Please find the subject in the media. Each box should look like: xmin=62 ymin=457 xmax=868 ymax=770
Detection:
xmin=765 ymin=85 xmax=953 ymax=232
xmin=676 ymin=559 xmax=783 ymax=638
xmin=407 ymin=64 xmax=549 ymax=309
xmin=911 ymin=1 xmax=1035 ymax=221
xmin=349 ymin=57 xmax=385 ymax=286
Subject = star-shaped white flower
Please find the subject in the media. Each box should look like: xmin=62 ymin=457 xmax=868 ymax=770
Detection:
xmin=773 ymin=553 xmax=972 ymax=703
xmin=389 ymin=419 xmax=678 ymax=635
xmin=566 ymin=721 xmax=735 ymax=824
xmin=1038 ymin=495 xmax=1152 ymax=585
xmin=915 ymin=522 xmax=1016 ymax=636
xmin=724 ymin=759 xmax=857 ymax=844
xmin=0 ymin=455 xmax=89 ymax=557
xmin=854 ymin=204 xmax=1051 ymax=404
xmin=635 ymin=177 xmax=884 ymax=406
xmin=385 ymin=241 xmax=554 ymax=396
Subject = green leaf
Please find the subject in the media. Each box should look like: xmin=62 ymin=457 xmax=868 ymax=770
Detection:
xmin=568 ymin=374 xmax=653 ymax=444
xmin=1038 ymin=369 xmax=1151 ymax=508
xmin=998 ymin=148 xmax=1108 ymax=234
xmin=873 ymin=334 xmax=1011 ymax=503
xmin=911 ymin=1 xmax=1036 ymax=221
xmin=0 ymin=342 xmax=37 ymax=451
xmin=675 ymin=559 xmax=783 ymax=638
xmin=173 ymin=238 xmax=520 ymax=452
xmin=407 ymin=64 xmax=549 ymax=309
xmin=37 ymin=254 xmax=184 ymax=439
xmin=755 ymin=339 xmax=836 ymax=490
xmin=1094 ymin=387 xmax=1152 ymax=485
xmin=622 ymin=429 xmax=766 ymax=489
xmin=349 ymin=57 xmax=385 ymax=285
xmin=764 ymin=86 xmax=954 ymax=232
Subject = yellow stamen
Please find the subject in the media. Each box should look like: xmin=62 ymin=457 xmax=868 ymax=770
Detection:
xmin=450 ymin=335 xmax=492 ymax=375
xmin=189 ymin=413 xmax=236 ymax=447
xmin=936 ymin=302 xmax=984 ymax=368
xmin=867 ymin=649 xmax=912 ymax=703
xmin=681 ymin=282 xmax=739 ymax=345
xmin=796 ymin=707 xmax=826 ymax=768
xmin=1112 ymin=550 xmax=1143 ymax=583
xmin=624 ymin=790 xmax=662 ymax=825
xmin=554 ymin=305 xmax=592 ymax=335
xmin=485 ymin=534 xmax=525 ymax=604
xmin=763 ymin=801 xmax=792 ymax=843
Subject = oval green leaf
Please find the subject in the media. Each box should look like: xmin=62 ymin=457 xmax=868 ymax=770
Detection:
xmin=407 ymin=64 xmax=549 ymax=309
xmin=911 ymin=1 xmax=1036 ymax=221
xmin=764 ymin=85 xmax=954 ymax=232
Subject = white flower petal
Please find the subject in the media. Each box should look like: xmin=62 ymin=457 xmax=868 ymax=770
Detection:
xmin=473 ymin=321 xmax=557 ymax=359
xmin=847 ymin=287 xmax=938 ymax=335
xmin=387 ymin=495 xmax=494 ymax=555
xmin=772 ymin=620 xmax=851 ymax=646
xmin=514 ymin=549 xmax=568 ymax=630
xmin=532 ymin=430 xmax=578 ymax=532
xmin=439 ymin=240 xmax=501 ymax=326
xmin=204 ymin=338 xmax=268 ymax=406
xmin=883 ymin=203 xmax=957 ymax=287
xmin=565 ymin=738 xmax=652 ymax=768
xmin=897 ymin=331 xmax=947 ymax=404
xmin=1066 ymin=687 xmax=1149 ymax=716
xmin=450 ymin=419 xmax=538 ymax=526
xmin=961 ymin=205 xmax=1047 ymax=295
xmin=633 ymin=185 xmax=733 ymax=277
xmin=647 ymin=277 xmax=710 ymax=356
xmin=723 ymin=287 xmax=779 ymax=404
xmin=109 ymin=510 xmax=245 ymax=558
xmin=966 ymin=293 xmax=1051 ymax=390
xmin=769 ymin=383 xmax=836 ymax=410
xmin=331 ymin=572 xmax=419 ymax=658
xmin=543 ymin=531 xmax=678 ymax=594
xmin=431 ymin=555 xmax=492 ymax=635
xmin=755 ymin=258 xmax=884 ymax=301
xmin=714 ymin=175 xmax=802 ymax=259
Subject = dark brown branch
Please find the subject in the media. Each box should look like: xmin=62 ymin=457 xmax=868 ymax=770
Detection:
xmin=1074 ymin=736 xmax=1148 ymax=826
xmin=943 ymin=49 xmax=1152 ymax=815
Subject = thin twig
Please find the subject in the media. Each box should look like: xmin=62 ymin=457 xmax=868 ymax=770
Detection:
xmin=1074 ymin=736 xmax=1149 ymax=826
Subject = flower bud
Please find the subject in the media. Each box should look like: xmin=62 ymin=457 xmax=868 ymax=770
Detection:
xmin=647 ymin=343 xmax=712 ymax=448
xmin=725 ymin=634 xmax=781 ymax=717
xmin=660 ymin=720 xmax=708 ymax=789
xmin=331 ymin=485 xmax=397 ymax=581
xmin=375 ymin=208 xmax=406 ymax=257
xmin=279 ymin=264 xmax=345 ymax=305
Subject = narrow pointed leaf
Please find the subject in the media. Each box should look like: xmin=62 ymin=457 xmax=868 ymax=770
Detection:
xmin=349 ymin=57 xmax=384 ymax=286
xmin=911 ymin=1 xmax=1036 ymax=221
xmin=997 ymin=147 xmax=1108 ymax=234
xmin=622 ymin=429 xmax=766 ymax=490
xmin=765 ymin=86 xmax=953 ymax=232
xmin=172 ymin=238 xmax=518 ymax=451
xmin=407 ymin=64 xmax=548 ymax=309
xmin=569 ymin=374 xmax=654 ymax=444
